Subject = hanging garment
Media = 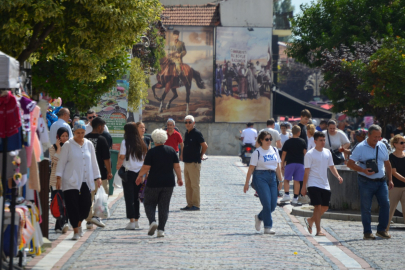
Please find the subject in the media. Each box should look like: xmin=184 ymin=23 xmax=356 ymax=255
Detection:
xmin=38 ymin=115 xmax=51 ymax=151
xmin=0 ymin=91 xmax=22 ymax=138
xmin=28 ymin=151 xmax=40 ymax=192
xmin=19 ymin=96 xmax=36 ymax=146
xmin=26 ymin=106 xmax=40 ymax=167
xmin=0 ymin=127 xmax=23 ymax=152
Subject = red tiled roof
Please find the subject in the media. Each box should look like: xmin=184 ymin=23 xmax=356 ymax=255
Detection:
xmin=162 ymin=4 xmax=220 ymax=26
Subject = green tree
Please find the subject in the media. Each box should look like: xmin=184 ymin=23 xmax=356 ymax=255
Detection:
xmin=289 ymin=0 xmax=405 ymax=67
xmin=0 ymin=0 xmax=163 ymax=83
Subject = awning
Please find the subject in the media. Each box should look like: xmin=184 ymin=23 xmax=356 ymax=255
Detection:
xmin=273 ymin=90 xmax=334 ymax=119
xmin=0 ymin=51 xmax=20 ymax=88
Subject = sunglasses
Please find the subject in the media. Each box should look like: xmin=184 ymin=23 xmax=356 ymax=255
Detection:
xmin=185 ymin=121 xmax=193 ymax=124
xmin=88 ymin=116 xmax=96 ymax=119
xmin=398 ymin=142 xmax=405 ymax=145
xmin=264 ymin=138 xmax=271 ymax=141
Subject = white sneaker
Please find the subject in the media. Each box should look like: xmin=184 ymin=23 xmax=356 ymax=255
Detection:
xmin=298 ymin=195 xmax=311 ymax=204
xmin=72 ymin=233 xmax=81 ymax=240
xmin=125 ymin=222 xmax=136 ymax=230
xmin=91 ymin=217 xmax=105 ymax=228
xmin=157 ymin=230 xmax=165 ymax=237
xmin=255 ymin=215 xmax=262 ymax=231
xmin=291 ymin=198 xmax=298 ymax=205
xmin=55 ymin=229 xmax=62 ymax=233
xmin=62 ymin=224 xmax=69 ymax=234
xmin=280 ymin=194 xmax=291 ymax=202
xmin=148 ymin=222 xmax=158 ymax=236
xmin=78 ymin=227 xmax=84 ymax=237
xmin=86 ymin=222 xmax=93 ymax=230
xmin=264 ymin=228 xmax=275 ymax=234
xmin=134 ymin=221 xmax=140 ymax=229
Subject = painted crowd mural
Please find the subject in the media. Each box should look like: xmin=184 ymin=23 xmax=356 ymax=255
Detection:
xmin=215 ymin=27 xmax=272 ymax=122
xmin=143 ymin=27 xmax=214 ymax=122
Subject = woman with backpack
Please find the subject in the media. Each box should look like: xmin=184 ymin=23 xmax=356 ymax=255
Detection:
xmin=116 ymin=122 xmax=148 ymax=230
xmin=56 ymin=121 xmax=102 ymax=240
xmin=243 ymin=131 xmax=283 ymax=234
xmin=49 ymin=127 xmax=70 ymax=234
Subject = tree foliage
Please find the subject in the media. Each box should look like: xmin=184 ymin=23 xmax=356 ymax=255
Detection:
xmin=0 ymin=0 xmax=163 ymax=83
xmin=289 ymin=0 xmax=405 ymax=67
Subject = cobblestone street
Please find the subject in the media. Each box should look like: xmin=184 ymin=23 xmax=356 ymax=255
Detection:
xmin=32 ymin=156 xmax=405 ymax=269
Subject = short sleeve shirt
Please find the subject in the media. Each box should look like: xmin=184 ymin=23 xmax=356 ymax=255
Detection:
xmin=259 ymin=128 xmax=281 ymax=148
xmin=298 ymin=123 xmax=308 ymax=145
xmin=241 ymin=128 xmax=257 ymax=145
xmin=250 ymin=146 xmax=281 ymax=170
xmin=144 ymin=145 xmax=179 ymax=188
xmin=323 ymin=130 xmax=350 ymax=150
xmin=85 ymin=133 xmax=110 ymax=179
xmin=304 ymin=148 xmax=334 ymax=190
xmin=183 ymin=128 xmax=205 ymax=163
xmin=164 ymin=130 xmax=183 ymax=152
xmin=281 ymin=137 xmax=307 ymax=165
xmin=389 ymin=154 xmax=405 ymax=187
xmin=349 ymin=140 xmax=389 ymax=179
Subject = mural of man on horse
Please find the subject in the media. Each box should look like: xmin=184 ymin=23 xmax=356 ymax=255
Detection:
xmin=151 ymin=30 xmax=205 ymax=115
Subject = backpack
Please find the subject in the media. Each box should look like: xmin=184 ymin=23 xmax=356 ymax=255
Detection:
xmin=51 ymin=191 xmax=66 ymax=220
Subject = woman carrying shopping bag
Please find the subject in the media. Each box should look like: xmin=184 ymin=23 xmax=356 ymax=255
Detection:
xmin=244 ymin=131 xmax=283 ymax=234
xmin=136 ymin=129 xmax=183 ymax=237
xmin=116 ymin=122 xmax=147 ymax=230
xmin=56 ymin=121 xmax=102 ymax=240
xmin=49 ymin=127 xmax=70 ymax=234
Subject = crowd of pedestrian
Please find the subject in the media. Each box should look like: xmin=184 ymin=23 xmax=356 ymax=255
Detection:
xmin=49 ymin=109 xmax=207 ymax=240
xmin=242 ymin=109 xmax=404 ymax=239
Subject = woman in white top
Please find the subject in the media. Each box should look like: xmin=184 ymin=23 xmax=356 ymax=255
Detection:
xmin=244 ymin=131 xmax=283 ymax=234
xmin=116 ymin=122 xmax=148 ymax=230
xmin=307 ymin=124 xmax=316 ymax=150
xmin=56 ymin=121 xmax=101 ymax=240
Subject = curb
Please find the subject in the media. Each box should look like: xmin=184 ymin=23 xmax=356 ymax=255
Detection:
xmin=291 ymin=206 xmax=405 ymax=223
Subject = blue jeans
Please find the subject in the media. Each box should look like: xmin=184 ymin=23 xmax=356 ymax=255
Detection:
xmin=253 ymin=170 xmax=278 ymax=228
xmin=358 ymin=175 xmax=390 ymax=234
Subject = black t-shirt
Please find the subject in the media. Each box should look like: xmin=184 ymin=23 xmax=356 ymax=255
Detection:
xmin=144 ymin=145 xmax=179 ymax=188
xmin=389 ymin=154 xmax=405 ymax=188
xmin=85 ymin=133 xmax=111 ymax=180
xmin=183 ymin=128 xmax=205 ymax=163
xmin=101 ymin=131 xmax=113 ymax=149
xmin=393 ymin=128 xmax=403 ymax=136
xmin=298 ymin=123 xmax=308 ymax=145
xmin=281 ymin=137 xmax=307 ymax=165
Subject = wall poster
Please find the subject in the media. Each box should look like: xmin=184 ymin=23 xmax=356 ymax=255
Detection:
xmin=215 ymin=27 xmax=272 ymax=122
xmin=142 ymin=26 xmax=214 ymax=122
xmin=91 ymin=76 xmax=129 ymax=150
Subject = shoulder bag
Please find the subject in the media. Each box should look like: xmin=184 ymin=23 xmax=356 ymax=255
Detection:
xmin=327 ymin=131 xmax=345 ymax=165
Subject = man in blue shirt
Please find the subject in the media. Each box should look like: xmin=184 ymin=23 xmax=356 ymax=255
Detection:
xmin=348 ymin=125 xmax=393 ymax=240
xmin=49 ymin=108 xmax=73 ymax=144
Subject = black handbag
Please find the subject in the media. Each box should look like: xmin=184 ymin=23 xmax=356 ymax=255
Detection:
xmin=118 ymin=166 xmax=128 ymax=182
xmin=327 ymin=131 xmax=345 ymax=165
xmin=365 ymin=146 xmax=379 ymax=173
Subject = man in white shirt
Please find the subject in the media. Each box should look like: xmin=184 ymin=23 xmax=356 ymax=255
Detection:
xmin=49 ymin=108 xmax=73 ymax=144
xmin=301 ymin=131 xmax=343 ymax=236
xmin=85 ymin=109 xmax=109 ymax=135
xmin=259 ymin=119 xmax=281 ymax=149
xmin=241 ymin=123 xmax=257 ymax=145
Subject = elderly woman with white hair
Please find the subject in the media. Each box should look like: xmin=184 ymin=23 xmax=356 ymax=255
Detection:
xmin=56 ymin=120 xmax=101 ymax=240
xmin=136 ymin=129 xmax=183 ymax=237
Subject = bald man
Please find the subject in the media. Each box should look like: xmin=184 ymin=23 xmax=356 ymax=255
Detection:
xmin=49 ymin=108 xmax=73 ymax=144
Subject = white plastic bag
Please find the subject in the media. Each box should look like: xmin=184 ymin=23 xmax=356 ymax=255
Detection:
xmin=113 ymin=171 xmax=123 ymax=188
xmin=94 ymin=186 xmax=110 ymax=219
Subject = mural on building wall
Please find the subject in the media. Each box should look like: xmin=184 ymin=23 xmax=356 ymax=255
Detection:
xmin=143 ymin=27 xmax=214 ymax=122
xmin=215 ymin=27 xmax=272 ymax=122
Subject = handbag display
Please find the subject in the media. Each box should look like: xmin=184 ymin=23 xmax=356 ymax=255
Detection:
xmin=118 ymin=166 xmax=128 ymax=182
xmin=327 ymin=131 xmax=345 ymax=165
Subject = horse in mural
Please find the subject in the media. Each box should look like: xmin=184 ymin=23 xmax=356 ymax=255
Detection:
xmin=151 ymin=57 xmax=205 ymax=115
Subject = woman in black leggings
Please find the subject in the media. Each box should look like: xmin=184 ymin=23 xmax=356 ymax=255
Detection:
xmin=116 ymin=123 xmax=147 ymax=230
xmin=136 ymin=129 xmax=183 ymax=237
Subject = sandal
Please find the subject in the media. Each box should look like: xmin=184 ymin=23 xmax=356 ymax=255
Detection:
xmin=304 ymin=218 xmax=312 ymax=234
xmin=316 ymin=232 xmax=326 ymax=236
